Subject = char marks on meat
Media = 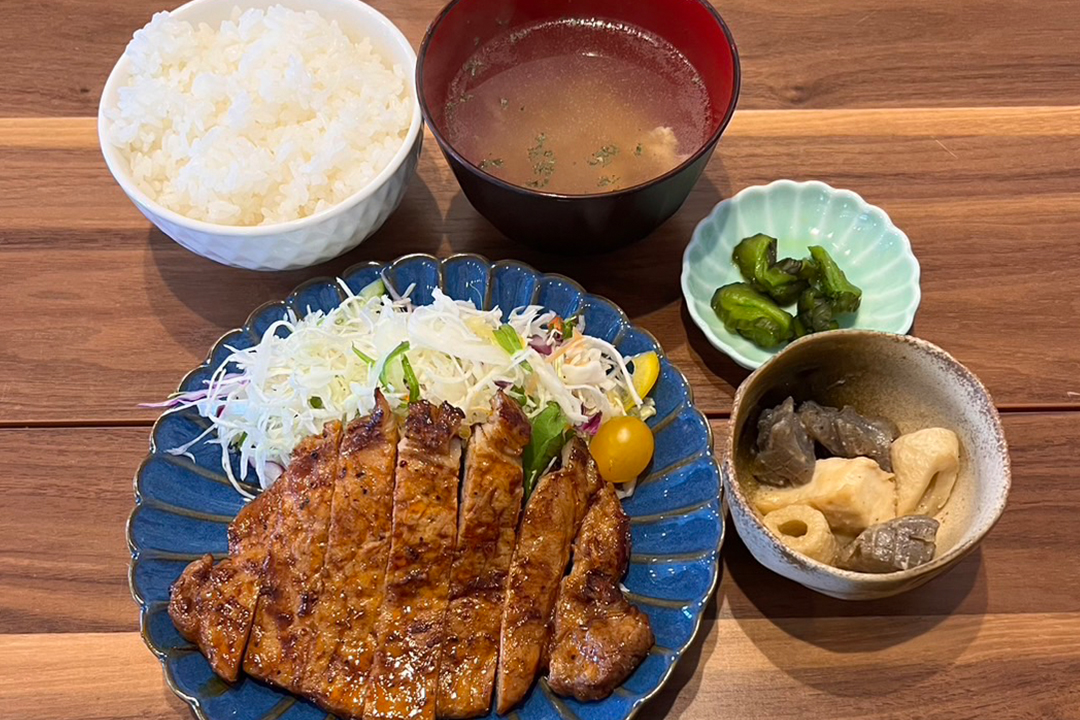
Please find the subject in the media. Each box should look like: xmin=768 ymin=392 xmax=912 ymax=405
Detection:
xmin=243 ymin=421 xmax=343 ymax=692
xmin=170 ymin=396 xmax=654 ymax=717
xmin=437 ymin=392 xmax=531 ymax=719
xmin=495 ymin=438 xmax=601 ymax=715
xmin=363 ymin=401 xmax=465 ymax=720
xmin=169 ymin=553 xmax=263 ymax=682
xmin=548 ymin=482 xmax=654 ymax=701
xmin=302 ymin=392 xmax=399 ymax=718
xmin=168 ymin=423 xmax=343 ymax=684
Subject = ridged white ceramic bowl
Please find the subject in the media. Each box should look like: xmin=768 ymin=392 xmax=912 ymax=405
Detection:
xmin=98 ymin=0 xmax=423 ymax=271
xmin=682 ymin=180 xmax=921 ymax=368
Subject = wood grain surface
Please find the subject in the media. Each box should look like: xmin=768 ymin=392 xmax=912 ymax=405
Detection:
xmin=5 ymin=0 xmax=1080 ymax=117
xmin=4 ymin=108 xmax=1080 ymax=423
xmin=4 ymin=0 xmax=1080 ymax=718
xmin=3 ymin=415 xmax=1079 ymax=718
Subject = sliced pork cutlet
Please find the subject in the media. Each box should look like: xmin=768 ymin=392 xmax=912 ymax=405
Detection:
xmin=302 ymin=392 xmax=399 ymax=719
xmin=243 ymin=421 xmax=343 ymax=693
xmin=168 ymin=443 xmax=294 ymax=682
xmin=169 ymin=552 xmax=264 ymax=682
xmin=495 ymin=438 xmax=601 ymax=715
xmin=547 ymin=482 xmax=654 ymax=701
xmin=437 ymin=393 xmax=531 ymax=719
xmin=363 ymin=401 xmax=465 ymax=720
xmin=228 ymin=472 xmax=285 ymax=556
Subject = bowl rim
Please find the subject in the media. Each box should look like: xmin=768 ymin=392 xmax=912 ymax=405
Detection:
xmin=681 ymin=178 xmax=923 ymax=369
xmin=415 ymin=0 xmax=741 ymax=200
xmin=96 ymin=0 xmax=424 ymax=236
xmin=723 ymin=328 xmax=1011 ymax=585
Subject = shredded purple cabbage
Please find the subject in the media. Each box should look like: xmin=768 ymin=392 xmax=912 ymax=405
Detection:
xmin=264 ymin=461 xmax=285 ymax=483
xmin=581 ymin=412 xmax=603 ymax=436
xmin=528 ymin=335 xmax=553 ymax=356
xmin=138 ymin=374 xmax=247 ymax=411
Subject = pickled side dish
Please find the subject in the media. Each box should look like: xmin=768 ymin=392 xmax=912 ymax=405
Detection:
xmin=714 ymin=237 xmax=863 ymax=349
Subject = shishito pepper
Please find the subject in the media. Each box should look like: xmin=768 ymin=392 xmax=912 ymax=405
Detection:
xmin=731 ymin=234 xmax=808 ymax=305
xmin=808 ymin=245 xmax=862 ymax=314
xmin=711 ymin=283 xmax=796 ymax=348
xmin=797 ymin=286 xmax=839 ymax=334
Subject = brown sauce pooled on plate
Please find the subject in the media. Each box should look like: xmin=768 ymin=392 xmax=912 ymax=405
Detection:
xmin=445 ymin=18 xmax=711 ymax=195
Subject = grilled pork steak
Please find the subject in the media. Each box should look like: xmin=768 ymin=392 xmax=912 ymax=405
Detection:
xmin=437 ymin=393 xmax=531 ymax=719
xmin=547 ymin=482 xmax=654 ymax=701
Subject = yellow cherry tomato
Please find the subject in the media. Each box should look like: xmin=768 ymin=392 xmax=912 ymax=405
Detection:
xmin=590 ymin=416 xmax=655 ymax=484
xmin=629 ymin=351 xmax=660 ymax=402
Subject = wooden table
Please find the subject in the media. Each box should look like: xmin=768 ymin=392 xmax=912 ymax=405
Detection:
xmin=3 ymin=0 xmax=1080 ymax=717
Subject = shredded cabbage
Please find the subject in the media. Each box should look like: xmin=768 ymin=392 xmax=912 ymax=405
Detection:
xmin=166 ymin=281 xmax=654 ymax=494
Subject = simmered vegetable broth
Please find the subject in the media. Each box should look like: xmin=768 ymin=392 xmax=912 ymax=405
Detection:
xmin=445 ymin=19 xmax=711 ymax=194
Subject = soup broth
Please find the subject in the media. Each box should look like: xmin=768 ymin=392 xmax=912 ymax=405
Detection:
xmin=445 ymin=18 xmax=712 ymax=195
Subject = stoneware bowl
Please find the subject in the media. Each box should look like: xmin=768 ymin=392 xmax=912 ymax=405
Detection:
xmin=417 ymin=0 xmax=740 ymax=252
xmin=723 ymin=329 xmax=1010 ymax=600
xmin=98 ymin=0 xmax=423 ymax=271
xmin=683 ymin=180 xmax=921 ymax=369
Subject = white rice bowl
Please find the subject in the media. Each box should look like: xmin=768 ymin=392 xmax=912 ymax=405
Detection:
xmin=106 ymin=5 xmax=412 ymax=226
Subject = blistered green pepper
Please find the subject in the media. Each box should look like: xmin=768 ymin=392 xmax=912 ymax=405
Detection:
xmin=711 ymin=283 xmax=795 ymax=348
xmin=732 ymin=234 xmax=807 ymax=306
xmin=797 ymin=287 xmax=839 ymax=333
xmin=808 ymin=246 xmax=862 ymax=314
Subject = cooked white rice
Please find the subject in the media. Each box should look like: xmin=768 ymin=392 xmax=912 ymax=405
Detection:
xmin=106 ymin=6 xmax=411 ymax=226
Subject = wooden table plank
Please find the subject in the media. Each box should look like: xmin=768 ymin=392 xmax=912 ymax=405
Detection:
xmin=0 ymin=633 xmax=190 ymax=720
xmin=669 ymin=612 xmax=1080 ymax=719
xmin=3 ymin=110 xmax=1080 ymax=423
xmin=4 ymin=0 xmax=1080 ymax=117
xmin=0 ymin=428 xmax=145 ymax=633
xmin=4 ymin=414 xmax=1078 ymax=635
xmin=4 ymin=612 xmax=1079 ymax=720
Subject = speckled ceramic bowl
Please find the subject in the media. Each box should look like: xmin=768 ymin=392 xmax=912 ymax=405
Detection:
xmin=682 ymin=180 xmax=921 ymax=369
xmin=723 ymin=330 xmax=1010 ymax=600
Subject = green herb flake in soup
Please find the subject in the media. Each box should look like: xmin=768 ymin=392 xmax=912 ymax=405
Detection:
xmin=588 ymin=145 xmax=619 ymax=167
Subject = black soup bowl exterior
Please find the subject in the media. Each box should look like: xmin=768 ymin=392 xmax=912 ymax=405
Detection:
xmin=417 ymin=0 xmax=741 ymax=254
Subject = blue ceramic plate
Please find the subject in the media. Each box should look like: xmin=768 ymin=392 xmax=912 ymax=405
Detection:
xmin=128 ymin=254 xmax=723 ymax=720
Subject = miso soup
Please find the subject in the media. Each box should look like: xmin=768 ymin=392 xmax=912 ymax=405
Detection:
xmin=444 ymin=18 xmax=712 ymax=195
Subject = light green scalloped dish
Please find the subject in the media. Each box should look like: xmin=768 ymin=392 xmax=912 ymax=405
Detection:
xmin=681 ymin=180 xmax=922 ymax=369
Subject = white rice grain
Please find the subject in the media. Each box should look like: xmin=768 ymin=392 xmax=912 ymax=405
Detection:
xmin=107 ymin=6 xmax=411 ymax=226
